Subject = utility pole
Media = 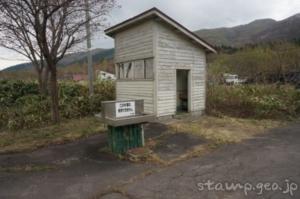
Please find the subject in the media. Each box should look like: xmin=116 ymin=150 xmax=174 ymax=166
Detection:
xmin=84 ymin=0 xmax=94 ymax=95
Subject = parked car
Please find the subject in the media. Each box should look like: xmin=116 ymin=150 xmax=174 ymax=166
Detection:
xmin=223 ymin=73 xmax=247 ymax=85
xmin=96 ymin=70 xmax=116 ymax=81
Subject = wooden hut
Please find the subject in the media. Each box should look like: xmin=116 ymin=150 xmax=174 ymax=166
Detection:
xmin=105 ymin=7 xmax=216 ymax=117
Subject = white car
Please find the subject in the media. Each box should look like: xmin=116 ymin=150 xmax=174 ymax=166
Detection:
xmin=224 ymin=74 xmax=246 ymax=85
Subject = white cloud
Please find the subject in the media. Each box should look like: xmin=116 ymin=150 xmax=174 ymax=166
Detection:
xmin=107 ymin=0 xmax=300 ymax=29
xmin=0 ymin=48 xmax=29 ymax=71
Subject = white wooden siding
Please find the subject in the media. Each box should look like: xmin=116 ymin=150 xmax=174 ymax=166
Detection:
xmin=155 ymin=22 xmax=206 ymax=116
xmin=114 ymin=21 xmax=154 ymax=63
xmin=116 ymin=81 xmax=154 ymax=114
xmin=114 ymin=20 xmax=155 ymax=114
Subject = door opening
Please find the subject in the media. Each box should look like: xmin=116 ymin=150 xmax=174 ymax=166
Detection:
xmin=176 ymin=70 xmax=189 ymax=113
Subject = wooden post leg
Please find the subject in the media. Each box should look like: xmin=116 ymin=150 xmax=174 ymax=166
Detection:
xmin=141 ymin=124 xmax=145 ymax=147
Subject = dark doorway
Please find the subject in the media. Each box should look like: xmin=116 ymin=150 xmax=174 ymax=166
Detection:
xmin=176 ymin=70 xmax=189 ymax=113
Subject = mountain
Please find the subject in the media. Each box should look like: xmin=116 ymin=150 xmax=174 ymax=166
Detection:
xmin=195 ymin=13 xmax=300 ymax=47
xmin=2 ymin=48 xmax=114 ymax=72
xmin=252 ymin=14 xmax=300 ymax=44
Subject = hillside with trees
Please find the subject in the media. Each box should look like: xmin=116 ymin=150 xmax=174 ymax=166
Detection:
xmin=208 ymin=42 xmax=300 ymax=84
xmin=3 ymin=48 xmax=114 ymax=72
xmin=195 ymin=13 xmax=300 ymax=47
xmin=0 ymin=48 xmax=115 ymax=80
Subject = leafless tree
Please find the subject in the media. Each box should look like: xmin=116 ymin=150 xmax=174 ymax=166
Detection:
xmin=0 ymin=0 xmax=117 ymax=123
xmin=0 ymin=1 xmax=49 ymax=94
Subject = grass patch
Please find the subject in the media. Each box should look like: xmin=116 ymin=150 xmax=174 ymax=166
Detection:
xmin=170 ymin=116 xmax=285 ymax=145
xmin=0 ymin=117 xmax=104 ymax=154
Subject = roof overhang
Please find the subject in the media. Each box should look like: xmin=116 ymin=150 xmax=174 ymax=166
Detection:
xmin=105 ymin=7 xmax=217 ymax=54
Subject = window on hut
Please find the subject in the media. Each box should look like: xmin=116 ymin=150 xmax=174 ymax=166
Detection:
xmin=117 ymin=58 xmax=153 ymax=80
xmin=118 ymin=62 xmax=133 ymax=79
xmin=134 ymin=60 xmax=145 ymax=79
xmin=145 ymin=58 xmax=154 ymax=79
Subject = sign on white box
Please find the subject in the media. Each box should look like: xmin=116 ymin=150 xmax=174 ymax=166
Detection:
xmin=115 ymin=101 xmax=135 ymax=118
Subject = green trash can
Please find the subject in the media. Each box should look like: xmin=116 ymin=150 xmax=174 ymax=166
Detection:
xmin=107 ymin=124 xmax=144 ymax=154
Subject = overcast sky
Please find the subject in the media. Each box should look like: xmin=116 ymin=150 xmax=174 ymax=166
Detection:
xmin=1 ymin=0 xmax=300 ymax=70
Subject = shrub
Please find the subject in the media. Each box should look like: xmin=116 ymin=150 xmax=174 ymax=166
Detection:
xmin=3 ymin=95 xmax=51 ymax=130
xmin=0 ymin=107 xmax=9 ymax=128
xmin=94 ymin=80 xmax=115 ymax=100
xmin=0 ymin=80 xmax=39 ymax=107
xmin=59 ymin=81 xmax=115 ymax=118
xmin=207 ymin=84 xmax=300 ymax=119
xmin=60 ymin=95 xmax=91 ymax=118
xmin=91 ymin=80 xmax=115 ymax=113
xmin=0 ymin=80 xmax=115 ymax=130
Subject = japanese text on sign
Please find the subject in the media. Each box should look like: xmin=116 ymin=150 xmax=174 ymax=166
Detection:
xmin=115 ymin=101 xmax=135 ymax=118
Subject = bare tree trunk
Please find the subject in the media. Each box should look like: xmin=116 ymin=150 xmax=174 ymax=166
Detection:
xmin=49 ymin=67 xmax=60 ymax=123
xmin=41 ymin=67 xmax=50 ymax=95
xmin=34 ymin=62 xmax=49 ymax=95
xmin=37 ymin=70 xmax=43 ymax=93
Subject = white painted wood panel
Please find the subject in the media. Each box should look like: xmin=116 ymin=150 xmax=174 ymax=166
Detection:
xmin=116 ymin=81 xmax=154 ymax=114
xmin=155 ymin=21 xmax=207 ymax=116
xmin=114 ymin=21 xmax=154 ymax=63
